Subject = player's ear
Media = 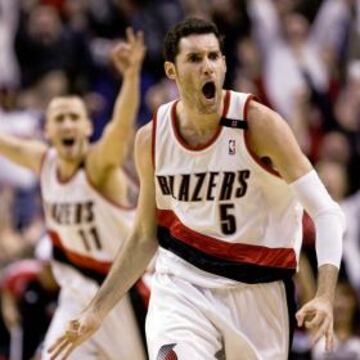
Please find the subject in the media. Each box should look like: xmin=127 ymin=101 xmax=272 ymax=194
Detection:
xmin=164 ymin=61 xmax=176 ymax=80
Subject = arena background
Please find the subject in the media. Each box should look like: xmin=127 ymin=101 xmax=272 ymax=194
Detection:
xmin=0 ymin=0 xmax=359 ymax=359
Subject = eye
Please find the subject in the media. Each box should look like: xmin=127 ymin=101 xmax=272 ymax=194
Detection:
xmin=209 ymin=52 xmax=220 ymax=61
xmin=188 ymin=54 xmax=201 ymax=63
xmin=70 ymin=113 xmax=80 ymax=121
xmin=55 ymin=115 xmax=64 ymax=123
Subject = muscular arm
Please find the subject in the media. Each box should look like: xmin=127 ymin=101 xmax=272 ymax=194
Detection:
xmin=247 ymin=101 xmax=339 ymax=289
xmin=0 ymin=132 xmax=47 ymax=175
xmin=87 ymin=29 xmax=145 ymax=186
xmin=247 ymin=100 xmax=342 ymax=349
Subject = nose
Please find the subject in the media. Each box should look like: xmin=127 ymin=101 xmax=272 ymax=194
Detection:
xmin=202 ymin=57 xmax=214 ymax=75
xmin=61 ymin=116 xmax=74 ymax=130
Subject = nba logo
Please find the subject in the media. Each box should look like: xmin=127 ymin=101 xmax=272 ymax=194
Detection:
xmin=229 ymin=140 xmax=236 ymax=155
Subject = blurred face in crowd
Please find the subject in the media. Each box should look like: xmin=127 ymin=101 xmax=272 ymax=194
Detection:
xmin=45 ymin=97 xmax=92 ymax=162
xmin=316 ymin=161 xmax=348 ymax=201
xmin=318 ymin=131 xmax=351 ymax=164
xmin=28 ymin=5 xmax=61 ymax=44
xmin=165 ymin=33 xmax=226 ymax=114
xmin=283 ymin=13 xmax=309 ymax=45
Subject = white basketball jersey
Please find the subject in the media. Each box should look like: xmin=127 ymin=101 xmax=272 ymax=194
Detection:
xmin=153 ymin=90 xmax=303 ymax=287
xmin=40 ymin=149 xmax=136 ymax=289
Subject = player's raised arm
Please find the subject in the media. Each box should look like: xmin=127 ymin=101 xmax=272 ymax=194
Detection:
xmin=0 ymin=132 xmax=47 ymax=175
xmin=87 ymin=28 xmax=146 ymax=185
xmin=247 ymin=100 xmax=344 ymax=352
xmin=48 ymin=122 xmax=158 ymax=360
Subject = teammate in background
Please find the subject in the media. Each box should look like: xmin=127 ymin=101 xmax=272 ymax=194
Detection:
xmin=49 ymin=18 xmax=344 ymax=360
xmin=0 ymin=28 xmax=146 ymax=359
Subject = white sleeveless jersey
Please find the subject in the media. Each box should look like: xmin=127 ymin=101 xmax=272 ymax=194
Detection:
xmin=153 ymin=91 xmax=303 ymax=287
xmin=40 ymin=149 xmax=136 ymax=290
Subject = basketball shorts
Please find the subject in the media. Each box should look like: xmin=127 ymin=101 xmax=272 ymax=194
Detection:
xmin=146 ymin=273 xmax=295 ymax=360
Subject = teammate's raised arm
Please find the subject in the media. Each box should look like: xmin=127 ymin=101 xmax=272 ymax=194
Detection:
xmin=0 ymin=132 xmax=47 ymax=175
xmin=48 ymin=122 xmax=158 ymax=359
xmin=87 ymin=28 xmax=146 ymax=186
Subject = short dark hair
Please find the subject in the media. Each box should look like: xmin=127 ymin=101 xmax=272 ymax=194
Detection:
xmin=163 ymin=17 xmax=223 ymax=63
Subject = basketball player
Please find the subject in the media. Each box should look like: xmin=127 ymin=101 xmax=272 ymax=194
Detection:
xmin=0 ymin=28 xmax=146 ymax=359
xmin=49 ymin=18 xmax=344 ymax=360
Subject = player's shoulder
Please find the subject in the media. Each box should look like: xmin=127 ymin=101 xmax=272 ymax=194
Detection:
xmin=245 ymin=98 xmax=299 ymax=156
xmin=246 ymin=98 xmax=288 ymax=135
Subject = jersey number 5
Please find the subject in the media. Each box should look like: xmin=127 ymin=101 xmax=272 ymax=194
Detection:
xmin=219 ymin=203 xmax=236 ymax=235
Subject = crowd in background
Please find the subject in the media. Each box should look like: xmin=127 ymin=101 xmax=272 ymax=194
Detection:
xmin=0 ymin=0 xmax=359 ymax=359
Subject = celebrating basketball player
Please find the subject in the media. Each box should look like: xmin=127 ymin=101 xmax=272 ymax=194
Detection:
xmin=49 ymin=18 xmax=344 ymax=360
xmin=0 ymin=28 xmax=146 ymax=359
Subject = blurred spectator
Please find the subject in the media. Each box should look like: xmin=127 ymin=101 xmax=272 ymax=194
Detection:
xmin=123 ymin=0 xmax=184 ymax=78
xmin=0 ymin=186 xmax=26 ymax=266
xmin=333 ymin=60 xmax=360 ymax=193
xmin=233 ymin=36 xmax=271 ymax=106
xmin=248 ymin=0 xmax=352 ymax=122
xmin=342 ymin=190 xmax=360 ymax=300
xmin=0 ymin=88 xmax=41 ymax=189
xmin=1 ymin=245 xmax=59 ymax=360
xmin=316 ymin=160 xmax=349 ymax=202
xmin=0 ymin=184 xmax=43 ymax=267
xmin=87 ymin=0 xmax=128 ymax=39
xmin=15 ymin=4 xmax=94 ymax=93
xmin=317 ymin=131 xmax=351 ymax=164
xmin=0 ymin=0 xmax=20 ymax=88
xmin=145 ymin=78 xmax=178 ymax=113
xmin=62 ymin=0 xmax=88 ymax=32
xmin=210 ymin=0 xmax=251 ymax=86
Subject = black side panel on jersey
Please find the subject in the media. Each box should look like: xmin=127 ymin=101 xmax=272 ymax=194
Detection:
xmin=52 ymin=246 xmax=105 ymax=285
xmin=158 ymin=227 xmax=295 ymax=284
xmin=283 ymin=278 xmax=296 ymax=356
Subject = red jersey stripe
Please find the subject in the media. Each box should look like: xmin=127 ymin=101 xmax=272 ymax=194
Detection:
xmin=48 ymin=230 xmax=111 ymax=274
xmin=157 ymin=209 xmax=296 ymax=269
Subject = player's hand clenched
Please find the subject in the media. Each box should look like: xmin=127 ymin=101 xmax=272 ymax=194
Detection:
xmin=296 ymin=296 xmax=334 ymax=352
xmin=48 ymin=308 xmax=102 ymax=360
xmin=111 ymin=27 xmax=146 ymax=76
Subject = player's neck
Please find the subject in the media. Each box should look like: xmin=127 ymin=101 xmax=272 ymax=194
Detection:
xmin=177 ymin=91 xmax=225 ymax=135
xmin=56 ymin=147 xmax=88 ymax=182
xmin=56 ymin=159 xmax=82 ymax=182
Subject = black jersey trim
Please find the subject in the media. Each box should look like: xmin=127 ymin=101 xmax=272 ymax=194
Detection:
xmin=53 ymin=245 xmax=106 ymax=285
xmin=283 ymin=278 xmax=296 ymax=355
xmin=158 ymin=226 xmax=295 ymax=284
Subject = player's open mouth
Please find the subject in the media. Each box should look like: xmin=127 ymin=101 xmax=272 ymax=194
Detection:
xmin=202 ymin=81 xmax=216 ymax=100
xmin=62 ymin=138 xmax=75 ymax=147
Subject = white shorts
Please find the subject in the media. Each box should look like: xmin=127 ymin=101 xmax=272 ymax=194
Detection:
xmin=146 ymin=273 xmax=295 ymax=360
xmin=42 ymin=286 xmax=146 ymax=360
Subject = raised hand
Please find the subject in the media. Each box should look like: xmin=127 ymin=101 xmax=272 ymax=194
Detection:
xmin=110 ymin=28 xmax=146 ymax=76
xmin=48 ymin=308 xmax=102 ymax=360
xmin=296 ymin=296 xmax=335 ymax=352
